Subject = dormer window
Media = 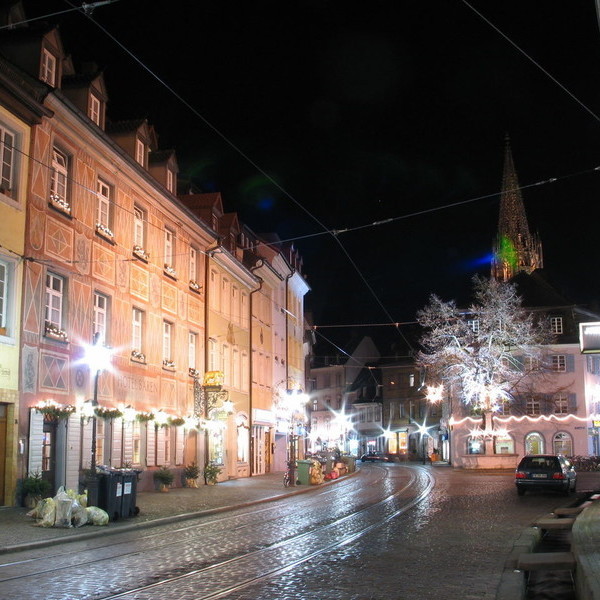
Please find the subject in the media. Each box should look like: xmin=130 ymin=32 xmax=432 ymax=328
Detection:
xmin=88 ymin=93 xmax=101 ymax=126
xmin=166 ymin=168 xmax=174 ymax=193
xmin=40 ymin=48 xmax=57 ymax=86
xmin=135 ymin=138 xmax=146 ymax=167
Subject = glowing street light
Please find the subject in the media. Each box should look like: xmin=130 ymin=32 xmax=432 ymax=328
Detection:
xmin=82 ymin=333 xmax=113 ymax=507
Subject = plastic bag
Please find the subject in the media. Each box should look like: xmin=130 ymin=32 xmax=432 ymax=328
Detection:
xmin=37 ymin=497 xmax=56 ymax=527
xmin=71 ymin=499 xmax=88 ymax=527
xmin=86 ymin=506 xmax=109 ymax=526
xmin=54 ymin=487 xmax=73 ymax=528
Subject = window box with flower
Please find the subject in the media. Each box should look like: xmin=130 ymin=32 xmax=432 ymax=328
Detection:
xmin=189 ymin=280 xmax=202 ymax=294
xmin=44 ymin=321 xmax=69 ymax=343
xmin=95 ymin=406 xmax=123 ymax=420
xmin=131 ymin=350 xmax=146 ymax=364
xmin=95 ymin=222 xmax=115 ymax=243
xmin=48 ymin=193 xmax=72 ymax=217
xmin=163 ymin=264 xmax=177 ymax=279
xmin=162 ymin=359 xmax=176 ymax=371
xmin=35 ymin=400 xmax=76 ymax=421
xmin=132 ymin=245 xmax=149 ymax=262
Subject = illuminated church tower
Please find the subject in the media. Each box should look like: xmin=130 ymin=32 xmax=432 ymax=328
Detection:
xmin=491 ymin=135 xmax=543 ymax=282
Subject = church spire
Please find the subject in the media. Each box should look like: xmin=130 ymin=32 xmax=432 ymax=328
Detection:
xmin=491 ymin=135 xmax=543 ymax=282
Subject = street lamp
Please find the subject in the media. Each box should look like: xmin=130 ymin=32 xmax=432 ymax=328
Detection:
xmin=279 ymin=389 xmax=308 ymax=487
xmin=82 ymin=333 xmax=112 ymax=507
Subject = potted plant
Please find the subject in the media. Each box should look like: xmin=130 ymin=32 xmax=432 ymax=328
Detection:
xmin=153 ymin=465 xmax=174 ymax=492
xmin=203 ymin=462 xmax=222 ymax=485
xmin=21 ymin=471 xmax=52 ymax=508
xmin=183 ymin=462 xmax=200 ymax=488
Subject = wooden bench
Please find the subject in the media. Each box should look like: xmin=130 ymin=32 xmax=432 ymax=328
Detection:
xmin=533 ymin=516 xmax=575 ymax=531
xmin=554 ymin=503 xmax=590 ymax=516
xmin=517 ymin=551 xmax=576 ymax=572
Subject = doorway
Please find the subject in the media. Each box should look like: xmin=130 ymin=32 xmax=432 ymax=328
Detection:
xmin=0 ymin=404 xmax=6 ymax=505
xmin=42 ymin=419 xmax=57 ymax=490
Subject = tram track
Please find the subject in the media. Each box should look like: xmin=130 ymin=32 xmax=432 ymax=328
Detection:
xmin=0 ymin=465 xmax=434 ymax=600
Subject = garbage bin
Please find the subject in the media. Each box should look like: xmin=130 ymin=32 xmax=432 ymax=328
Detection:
xmin=119 ymin=470 xmax=139 ymax=518
xmin=296 ymin=459 xmax=313 ymax=485
xmin=343 ymin=456 xmax=356 ymax=473
xmin=97 ymin=469 xmax=124 ymax=521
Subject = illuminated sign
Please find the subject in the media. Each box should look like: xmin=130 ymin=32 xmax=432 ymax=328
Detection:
xmin=580 ymin=322 xmax=600 ymax=354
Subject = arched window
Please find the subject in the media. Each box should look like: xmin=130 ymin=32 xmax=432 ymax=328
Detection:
xmin=525 ymin=432 xmax=545 ymax=455
xmin=553 ymin=432 xmax=573 ymax=456
xmin=494 ymin=432 xmax=514 ymax=454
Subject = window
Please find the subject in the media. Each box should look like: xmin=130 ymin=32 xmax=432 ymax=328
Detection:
xmin=525 ymin=432 xmax=544 ymax=455
xmin=40 ymin=48 xmax=56 ymax=86
xmin=132 ymin=205 xmax=148 ymax=260
xmin=45 ymin=272 xmax=64 ymax=329
xmin=164 ymin=228 xmax=175 ymax=275
xmin=48 ymin=147 xmax=70 ymax=215
xmin=96 ymin=178 xmax=113 ymax=238
xmin=135 ymin=138 xmax=145 ymax=166
xmin=550 ymin=317 xmax=563 ymax=335
xmin=222 ymin=344 xmax=230 ymax=385
xmin=232 ymin=286 xmax=240 ymax=324
xmin=163 ymin=321 xmax=173 ymax=364
xmin=0 ymin=258 xmax=15 ymax=338
xmin=524 ymin=356 xmax=540 ymax=372
xmin=553 ymin=432 xmax=573 ymax=456
xmin=188 ymin=332 xmax=197 ymax=370
xmin=233 ymin=348 xmax=240 ymax=389
xmin=208 ymin=338 xmax=217 ymax=371
xmin=93 ymin=292 xmax=108 ymax=343
xmin=189 ymin=247 xmax=198 ymax=284
xmin=132 ymin=308 xmax=144 ymax=357
xmin=222 ymin=278 xmax=230 ymax=317
xmin=526 ymin=396 xmax=541 ymax=416
xmin=553 ymin=393 xmax=569 ymax=415
xmin=166 ymin=168 xmax=175 ymax=193
xmin=89 ymin=93 xmax=101 ymax=126
xmin=467 ymin=319 xmax=479 ymax=335
xmin=0 ymin=124 xmax=16 ymax=197
xmin=551 ymin=355 xmax=567 ymax=372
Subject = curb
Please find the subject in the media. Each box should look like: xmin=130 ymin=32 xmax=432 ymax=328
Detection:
xmin=0 ymin=470 xmax=359 ymax=555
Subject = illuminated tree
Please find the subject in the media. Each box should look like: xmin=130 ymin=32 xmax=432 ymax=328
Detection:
xmin=416 ymin=276 xmax=551 ymax=419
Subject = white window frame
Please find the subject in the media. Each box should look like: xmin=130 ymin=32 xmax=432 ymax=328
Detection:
xmin=93 ymin=292 xmax=108 ymax=344
xmin=188 ymin=332 xmax=197 ymax=369
xmin=189 ymin=247 xmax=197 ymax=282
xmin=553 ymin=393 xmax=569 ymax=415
xmin=0 ymin=124 xmax=15 ymax=196
xmin=526 ymin=396 xmax=541 ymax=416
xmin=208 ymin=337 xmax=217 ymax=372
xmin=166 ymin=168 xmax=174 ymax=193
xmin=222 ymin=278 xmax=231 ymax=318
xmin=40 ymin=48 xmax=56 ymax=86
xmin=163 ymin=321 xmax=173 ymax=362
xmin=96 ymin=178 xmax=111 ymax=229
xmin=551 ymin=355 xmax=567 ymax=372
xmin=45 ymin=272 xmax=64 ymax=329
xmin=89 ymin=93 xmax=101 ymax=126
xmin=164 ymin=228 xmax=174 ymax=268
xmin=0 ymin=257 xmax=15 ymax=339
xmin=550 ymin=317 xmax=563 ymax=335
xmin=50 ymin=147 xmax=69 ymax=208
xmin=132 ymin=308 xmax=144 ymax=353
xmin=467 ymin=319 xmax=480 ymax=334
xmin=135 ymin=138 xmax=145 ymax=167
xmin=133 ymin=205 xmax=145 ymax=248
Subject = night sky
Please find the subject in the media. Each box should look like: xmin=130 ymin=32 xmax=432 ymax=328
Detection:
xmin=23 ymin=0 xmax=600 ymax=354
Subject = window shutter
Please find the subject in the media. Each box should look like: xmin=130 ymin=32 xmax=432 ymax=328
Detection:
xmin=28 ymin=409 xmax=44 ymax=474
xmin=146 ymin=424 xmax=156 ymax=466
xmin=514 ymin=355 xmax=524 ymax=372
xmin=566 ymin=354 xmax=575 ymax=373
xmin=568 ymin=393 xmax=577 ymax=413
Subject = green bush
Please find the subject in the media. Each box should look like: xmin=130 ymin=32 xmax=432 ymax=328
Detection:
xmin=22 ymin=471 xmax=52 ymax=498
xmin=153 ymin=465 xmax=174 ymax=486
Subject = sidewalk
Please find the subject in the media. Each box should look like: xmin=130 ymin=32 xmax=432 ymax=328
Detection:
xmin=0 ymin=471 xmax=319 ymax=554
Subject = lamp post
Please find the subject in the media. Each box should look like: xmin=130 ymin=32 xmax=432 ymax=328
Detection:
xmin=82 ymin=333 xmax=112 ymax=508
xmin=280 ymin=389 xmax=308 ymax=487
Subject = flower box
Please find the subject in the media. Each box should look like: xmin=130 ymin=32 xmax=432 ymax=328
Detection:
xmin=162 ymin=359 xmax=176 ymax=371
xmin=189 ymin=280 xmax=202 ymax=293
xmin=163 ymin=264 xmax=177 ymax=279
xmin=131 ymin=349 xmax=146 ymax=364
xmin=132 ymin=245 xmax=149 ymax=262
xmin=48 ymin=194 xmax=72 ymax=216
xmin=96 ymin=223 xmax=115 ymax=243
xmin=44 ymin=321 xmax=69 ymax=342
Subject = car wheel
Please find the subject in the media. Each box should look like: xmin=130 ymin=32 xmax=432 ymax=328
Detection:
xmin=517 ymin=487 xmax=525 ymax=496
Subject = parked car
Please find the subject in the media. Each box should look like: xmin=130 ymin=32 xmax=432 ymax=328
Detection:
xmin=360 ymin=451 xmax=390 ymax=463
xmin=515 ymin=454 xmax=577 ymax=496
